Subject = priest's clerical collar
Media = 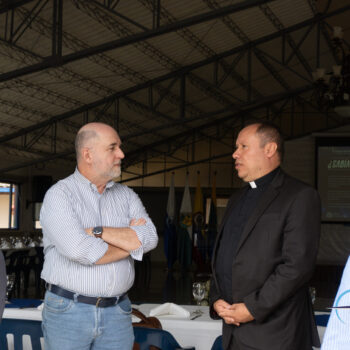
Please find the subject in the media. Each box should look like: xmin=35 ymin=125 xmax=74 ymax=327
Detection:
xmin=248 ymin=167 xmax=280 ymax=189
xmin=249 ymin=181 xmax=257 ymax=189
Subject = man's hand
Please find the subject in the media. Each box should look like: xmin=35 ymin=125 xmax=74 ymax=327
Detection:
xmin=214 ymin=299 xmax=240 ymax=326
xmin=85 ymin=228 xmax=94 ymax=236
xmin=214 ymin=300 xmax=254 ymax=326
xmin=213 ymin=299 xmax=231 ymax=314
xmin=130 ymin=218 xmax=146 ymax=226
xmin=219 ymin=303 xmax=254 ymax=325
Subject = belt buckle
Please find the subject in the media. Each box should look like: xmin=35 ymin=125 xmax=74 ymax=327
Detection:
xmin=96 ymin=297 xmax=102 ymax=307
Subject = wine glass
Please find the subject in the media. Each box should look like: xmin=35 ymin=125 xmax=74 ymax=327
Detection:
xmin=310 ymin=286 xmax=316 ymax=305
xmin=192 ymin=282 xmax=205 ymax=306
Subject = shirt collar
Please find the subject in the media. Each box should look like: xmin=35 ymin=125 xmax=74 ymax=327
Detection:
xmin=249 ymin=167 xmax=280 ymax=190
xmin=73 ymin=167 xmax=116 ymax=191
xmin=249 ymin=181 xmax=257 ymax=189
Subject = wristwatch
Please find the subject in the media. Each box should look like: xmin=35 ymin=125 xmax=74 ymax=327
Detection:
xmin=92 ymin=226 xmax=103 ymax=238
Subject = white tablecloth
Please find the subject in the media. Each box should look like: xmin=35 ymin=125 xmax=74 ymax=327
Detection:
xmin=136 ymin=304 xmax=221 ymax=350
xmin=2 ymin=304 xmax=329 ymax=350
xmin=3 ymin=304 xmax=220 ymax=350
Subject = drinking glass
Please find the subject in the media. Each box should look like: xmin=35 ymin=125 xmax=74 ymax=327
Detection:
xmin=192 ymin=282 xmax=205 ymax=306
xmin=310 ymin=287 xmax=316 ymax=304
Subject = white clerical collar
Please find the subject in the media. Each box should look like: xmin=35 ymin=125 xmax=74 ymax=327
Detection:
xmin=249 ymin=181 xmax=257 ymax=189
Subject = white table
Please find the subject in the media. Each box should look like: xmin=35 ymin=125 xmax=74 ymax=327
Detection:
xmin=135 ymin=305 xmax=329 ymax=350
xmin=2 ymin=304 xmax=329 ymax=350
xmin=136 ymin=304 xmax=221 ymax=350
xmin=3 ymin=304 xmax=219 ymax=350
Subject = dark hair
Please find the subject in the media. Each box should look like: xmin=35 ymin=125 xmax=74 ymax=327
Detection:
xmin=255 ymin=122 xmax=284 ymax=162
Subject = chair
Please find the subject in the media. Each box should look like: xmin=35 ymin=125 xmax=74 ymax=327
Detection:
xmin=0 ymin=318 xmax=43 ymax=350
xmin=4 ymin=250 xmax=25 ymax=298
xmin=133 ymin=326 xmax=195 ymax=350
xmin=211 ymin=335 xmax=223 ymax=350
xmin=315 ymin=314 xmax=330 ymax=327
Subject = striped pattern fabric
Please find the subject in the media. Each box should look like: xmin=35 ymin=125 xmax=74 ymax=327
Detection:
xmin=321 ymin=255 xmax=350 ymax=349
xmin=40 ymin=168 xmax=158 ymax=297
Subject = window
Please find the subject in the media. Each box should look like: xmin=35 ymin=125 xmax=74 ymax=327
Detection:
xmin=34 ymin=202 xmax=42 ymax=229
xmin=0 ymin=182 xmax=19 ymax=229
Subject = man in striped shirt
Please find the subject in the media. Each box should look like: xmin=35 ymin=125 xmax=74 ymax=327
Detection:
xmin=40 ymin=122 xmax=158 ymax=350
xmin=321 ymin=256 xmax=350 ymax=349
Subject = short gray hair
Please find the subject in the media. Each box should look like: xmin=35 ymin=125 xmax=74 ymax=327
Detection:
xmin=75 ymin=129 xmax=98 ymax=162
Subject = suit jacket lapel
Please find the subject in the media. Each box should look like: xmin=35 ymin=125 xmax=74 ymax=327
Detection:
xmin=235 ymin=169 xmax=285 ymax=255
xmin=219 ymin=188 xmax=246 ymax=233
xmin=211 ymin=188 xmax=246 ymax=273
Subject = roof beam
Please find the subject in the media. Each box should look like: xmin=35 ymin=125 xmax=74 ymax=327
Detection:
xmin=0 ymin=84 xmax=316 ymax=174
xmin=2 ymin=83 xmax=350 ymax=175
xmin=0 ymin=0 xmax=277 ymax=82
xmin=0 ymin=0 xmax=36 ymax=14
xmin=1 ymin=3 xmax=350 ymax=144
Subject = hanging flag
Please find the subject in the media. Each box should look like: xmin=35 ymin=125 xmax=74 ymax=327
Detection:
xmin=207 ymin=172 xmax=218 ymax=261
xmin=177 ymin=173 xmax=192 ymax=271
xmin=163 ymin=173 xmax=177 ymax=269
xmin=192 ymin=172 xmax=205 ymax=268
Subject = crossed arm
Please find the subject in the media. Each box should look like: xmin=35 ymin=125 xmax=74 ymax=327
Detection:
xmin=85 ymin=218 xmax=145 ymax=264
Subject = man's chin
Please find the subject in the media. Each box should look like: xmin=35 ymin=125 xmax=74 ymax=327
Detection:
xmin=105 ymin=169 xmax=121 ymax=181
xmin=112 ymin=172 xmax=121 ymax=180
xmin=236 ymin=171 xmax=246 ymax=181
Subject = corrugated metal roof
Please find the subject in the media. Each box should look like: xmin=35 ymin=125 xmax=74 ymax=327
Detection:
xmin=0 ymin=0 xmax=348 ymax=175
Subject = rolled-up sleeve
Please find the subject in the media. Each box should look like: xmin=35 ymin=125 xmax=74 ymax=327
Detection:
xmin=40 ymin=185 xmax=108 ymax=265
xmin=126 ymin=189 xmax=158 ymax=261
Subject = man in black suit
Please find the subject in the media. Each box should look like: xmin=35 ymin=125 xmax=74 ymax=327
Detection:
xmin=0 ymin=250 xmax=6 ymax=320
xmin=210 ymin=122 xmax=321 ymax=350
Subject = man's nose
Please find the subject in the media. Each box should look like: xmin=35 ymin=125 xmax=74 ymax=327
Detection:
xmin=117 ymin=148 xmax=125 ymax=159
xmin=232 ymin=149 xmax=239 ymax=159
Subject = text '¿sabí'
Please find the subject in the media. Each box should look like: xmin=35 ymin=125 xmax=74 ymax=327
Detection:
xmin=328 ymin=159 xmax=350 ymax=169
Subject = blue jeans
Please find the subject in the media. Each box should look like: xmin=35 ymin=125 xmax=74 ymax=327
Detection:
xmin=42 ymin=290 xmax=134 ymax=350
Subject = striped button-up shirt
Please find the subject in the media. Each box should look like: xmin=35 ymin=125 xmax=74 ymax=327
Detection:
xmin=40 ymin=168 xmax=158 ymax=297
xmin=321 ymin=255 xmax=350 ymax=349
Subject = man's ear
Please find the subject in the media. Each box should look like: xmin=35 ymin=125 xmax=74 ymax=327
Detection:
xmin=264 ymin=142 xmax=277 ymax=158
xmin=81 ymin=147 xmax=92 ymax=164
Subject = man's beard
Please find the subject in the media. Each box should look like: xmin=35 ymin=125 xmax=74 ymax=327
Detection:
xmin=107 ymin=165 xmax=121 ymax=180
xmin=96 ymin=163 xmax=122 ymax=181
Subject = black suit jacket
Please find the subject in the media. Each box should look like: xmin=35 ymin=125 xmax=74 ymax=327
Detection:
xmin=0 ymin=250 xmax=6 ymax=320
xmin=210 ymin=170 xmax=321 ymax=350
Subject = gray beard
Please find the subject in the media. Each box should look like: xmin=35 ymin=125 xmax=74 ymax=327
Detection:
xmin=105 ymin=167 xmax=121 ymax=180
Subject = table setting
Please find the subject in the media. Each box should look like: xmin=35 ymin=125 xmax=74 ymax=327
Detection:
xmin=135 ymin=303 xmax=222 ymax=350
xmin=2 ymin=297 xmax=331 ymax=350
